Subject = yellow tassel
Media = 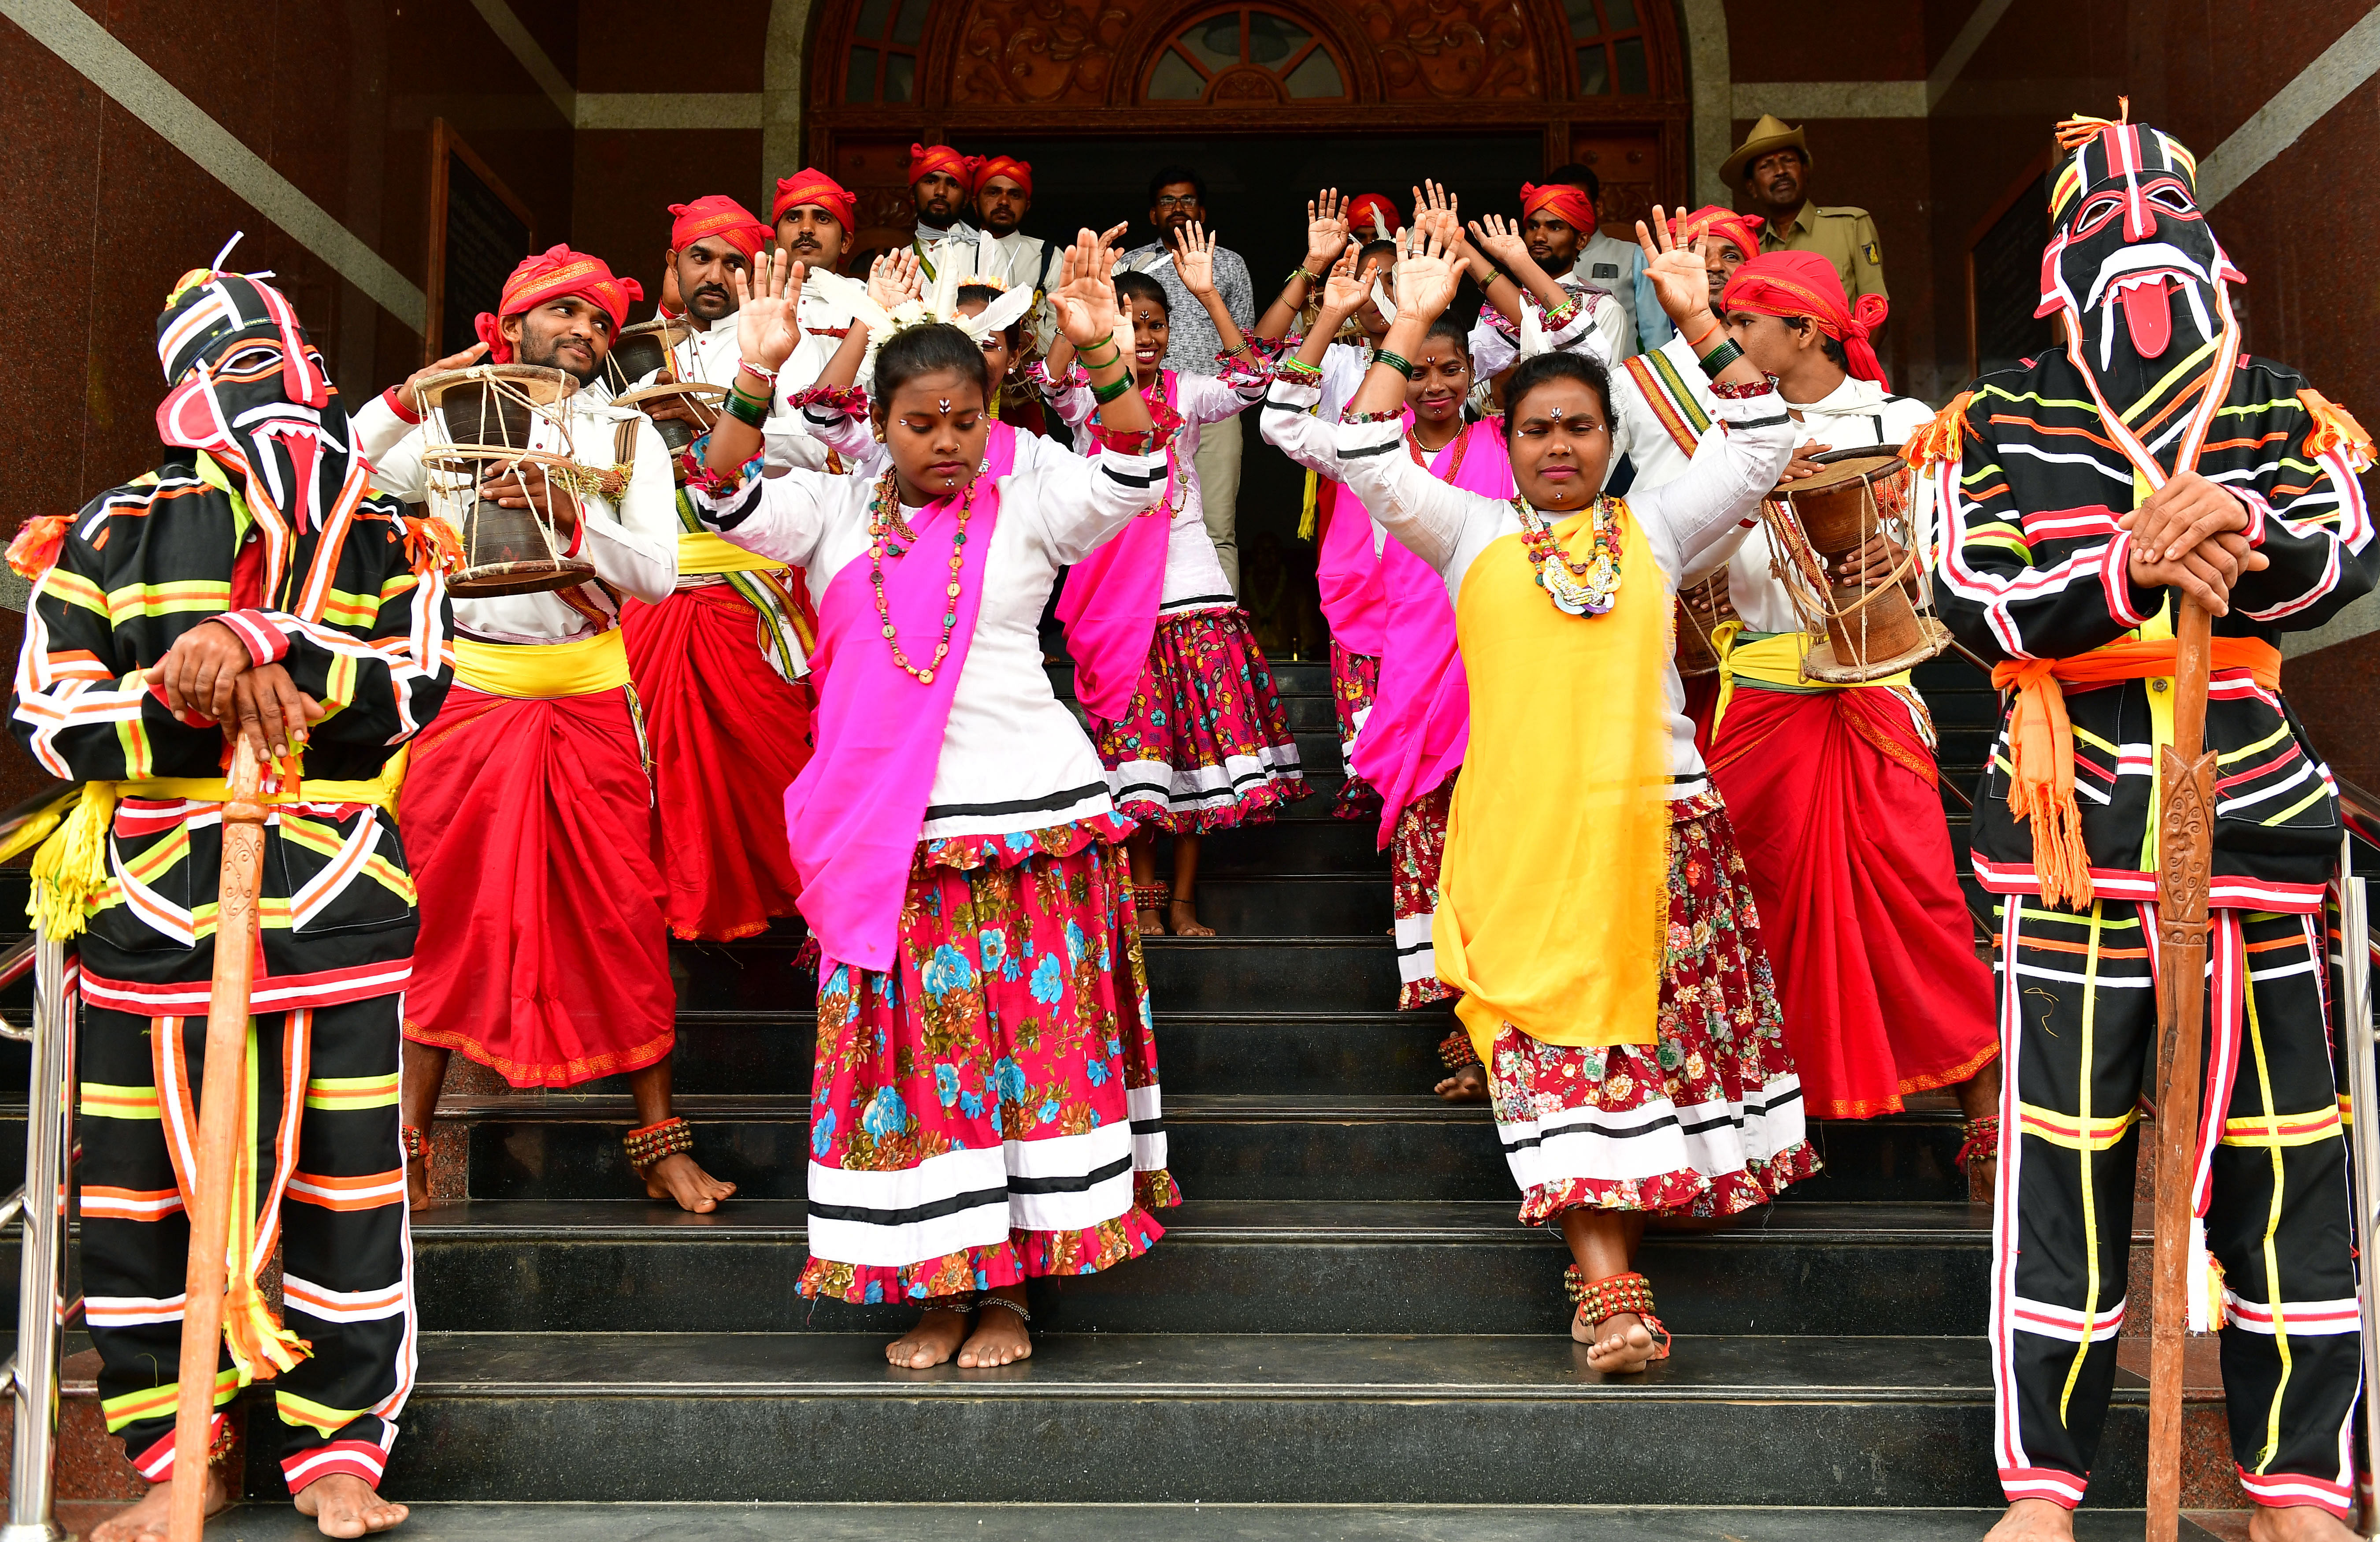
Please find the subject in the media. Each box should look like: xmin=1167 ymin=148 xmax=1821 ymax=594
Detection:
xmin=222 ymin=1280 xmax=312 ymax=1384
xmin=1297 ymin=467 xmax=1320 ymax=542
xmin=28 ymin=783 xmax=119 ymax=940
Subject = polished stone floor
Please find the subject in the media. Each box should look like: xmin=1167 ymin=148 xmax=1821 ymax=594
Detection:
xmin=156 ymin=1501 xmax=2245 ymax=1541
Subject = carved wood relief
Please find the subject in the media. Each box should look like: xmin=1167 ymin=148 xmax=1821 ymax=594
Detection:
xmin=1357 ymin=0 xmax=1540 ymax=100
xmin=953 ymin=0 xmax=1149 ymax=105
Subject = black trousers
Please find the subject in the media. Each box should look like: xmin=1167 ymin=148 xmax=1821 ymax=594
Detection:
xmin=1988 ymin=899 xmax=2360 ymax=1516
xmin=80 ymin=996 xmax=413 ymax=1494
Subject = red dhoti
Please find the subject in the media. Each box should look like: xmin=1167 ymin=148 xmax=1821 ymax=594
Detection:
xmin=621 ymin=583 xmax=814 ymax=940
xmin=400 ymin=673 xmax=675 ymax=1088
xmin=1707 ymin=672 xmax=1997 ymax=1119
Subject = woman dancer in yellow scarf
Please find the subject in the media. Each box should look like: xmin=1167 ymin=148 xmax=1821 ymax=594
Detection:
xmin=1332 ymin=211 xmax=1813 ymax=1372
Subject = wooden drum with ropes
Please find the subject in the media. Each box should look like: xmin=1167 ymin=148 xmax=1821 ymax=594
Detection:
xmin=1762 ymin=446 xmax=1949 ymax=683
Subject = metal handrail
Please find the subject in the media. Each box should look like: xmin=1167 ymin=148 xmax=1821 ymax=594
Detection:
xmin=0 ymin=933 xmax=74 ymax=1541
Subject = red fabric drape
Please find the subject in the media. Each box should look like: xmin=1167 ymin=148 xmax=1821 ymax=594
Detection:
xmin=622 ymin=584 xmax=816 ymax=941
xmin=1708 ymin=685 xmax=1998 ymax=1118
xmin=400 ymin=684 xmax=675 ymax=1088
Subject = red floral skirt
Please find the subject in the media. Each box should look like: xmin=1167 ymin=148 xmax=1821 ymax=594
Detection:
xmin=399 ymin=684 xmax=674 ymax=1088
xmin=620 ymin=583 xmax=814 ymax=941
xmin=1391 ymin=779 xmax=1458 ymax=1010
xmin=799 ymin=814 xmax=1181 ymax=1304
xmin=1486 ymin=792 xmax=1820 ymax=1222
xmin=1330 ymin=640 xmax=1383 ymax=822
xmin=1090 ymin=606 xmax=1309 ymax=834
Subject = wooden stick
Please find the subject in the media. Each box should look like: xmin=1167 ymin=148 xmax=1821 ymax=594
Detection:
xmin=169 ymin=737 xmax=267 ymax=1542
xmin=2146 ymin=598 xmax=2217 ymax=1542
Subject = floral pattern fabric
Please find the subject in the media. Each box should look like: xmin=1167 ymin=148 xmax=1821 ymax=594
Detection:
xmin=1090 ymin=606 xmax=1310 ymax=834
xmin=1391 ymin=780 xmax=1458 ymax=1010
xmin=1486 ymin=792 xmax=1820 ymax=1223
xmin=1329 ymin=640 xmax=1383 ymax=822
xmin=799 ymin=820 xmax=1180 ymax=1304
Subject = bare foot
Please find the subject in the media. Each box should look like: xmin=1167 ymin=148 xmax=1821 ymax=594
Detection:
xmin=2249 ymin=1503 xmax=2360 ymax=1542
xmin=643 ymin=1150 xmax=737 ymax=1213
xmin=1435 ymin=1064 xmax=1487 ymax=1102
xmin=885 ymin=1305 xmax=971 ymax=1369
xmin=1166 ymin=898 xmax=1215 ymax=937
xmin=293 ymin=1471 xmax=409 ymax=1538
xmin=1970 ymin=1156 xmax=2000 ymax=1201
xmin=1136 ymin=905 xmax=1165 ymax=937
xmin=90 ymin=1466 xmax=232 ymax=1542
xmin=1574 ymin=1308 xmax=1660 ymax=1373
xmin=1982 ymin=1498 xmax=2074 ymax=1542
xmin=958 ymin=1287 xmax=1034 ymax=1367
xmin=404 ymin=1144 xmax=431 ymax=1211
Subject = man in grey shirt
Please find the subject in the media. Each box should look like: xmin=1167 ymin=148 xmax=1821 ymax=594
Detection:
xmin=1115 ymin=163 xmax=1254 ymax=593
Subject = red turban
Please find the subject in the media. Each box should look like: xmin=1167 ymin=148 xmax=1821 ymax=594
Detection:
xmin=1722 ymin=249 xmax=1891 ymax=390
xmin=473 ymin=245 xmax=643 ymax=364
xmin=1668 ymin=204 xmax=1763 ymax=262
xmin=908 ymin=143 xmax=979 ymax=187
xmin=772 ymin=167 xmax=856 ymax=233
xmin=668 ymin=195 xmax=771 ymax=260
xmin=974 ymin=154 xmax=1032 ymax=197
xmin=1346 ymin=193 xmax=1403 ymax=238
xmin=1520 ymin=182 xmax=1597 ymax=238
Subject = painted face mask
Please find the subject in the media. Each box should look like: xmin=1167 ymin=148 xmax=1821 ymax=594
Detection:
xmin=2037 ymin=112 xmax=2246 ymax=392
xmin=153 ymin=250 xmax=371 ymax=606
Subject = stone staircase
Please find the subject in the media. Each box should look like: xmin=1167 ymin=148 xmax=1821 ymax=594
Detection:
xmin=0 ymin=654 xmax=2261 ymax=1531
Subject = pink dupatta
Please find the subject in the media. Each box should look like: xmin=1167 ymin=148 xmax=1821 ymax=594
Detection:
xmin=1347 ymin=417 xmax=1513 ymax=846
xmin=1054 ymin=372 xmax=1176 ymax=722
xmin=787 ymin=426 xmax=1020 ymax=971
xmin=1313 ymin=476 xmax=1386 ymax=655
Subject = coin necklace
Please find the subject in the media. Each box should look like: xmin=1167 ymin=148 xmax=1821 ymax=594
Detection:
xmin=868 ymin=457 xmax=988 ymax=685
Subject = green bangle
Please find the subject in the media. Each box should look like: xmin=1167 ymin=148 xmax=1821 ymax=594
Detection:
xmin=1091 ymin=374 xmax=1133 ymax=405
xmin=723 ymin=385 xmax=768 ymax=428
xmin=1696 ymin=338 xmax=1744 ymax=379
xmin=1285 ymin=267 xmax=1321 ymax=289
xmin=1080 ymin=347 xmax=1121 ymax=372
xmin=1375 ymin=351 xmax=1416 ymax=380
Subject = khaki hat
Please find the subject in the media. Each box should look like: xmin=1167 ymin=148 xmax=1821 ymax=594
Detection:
xmin=1722 ymin=114 xmax=1811 ymax=186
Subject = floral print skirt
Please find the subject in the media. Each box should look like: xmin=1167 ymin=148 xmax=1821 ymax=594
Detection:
xmin=1091 ymin=606 xmax=1309 ymax=834
xmin=1329 ymin=640 xmax=1383 ymax=822
xmin=798 ymin=813 xmax=1181 ymax=1305
xmin=1486 ymin=792 xmax=1820 ymax=1224
xmin=1391 ymin=778 xmax=1458 ymax=1011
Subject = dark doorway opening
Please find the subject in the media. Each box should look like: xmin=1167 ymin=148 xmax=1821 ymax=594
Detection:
xmin=951 ymin=130 xmax=1542 ymax=658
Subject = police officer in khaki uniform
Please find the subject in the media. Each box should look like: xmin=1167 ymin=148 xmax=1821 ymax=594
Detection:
xmin=1722 ymin=114 xmax=1886 ymax=304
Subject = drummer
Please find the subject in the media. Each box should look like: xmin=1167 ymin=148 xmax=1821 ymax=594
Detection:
xmin=1683 ymin=249 xmax=2002 ymax=1150
xmin=349 ymin=246 xmax=737 ymax=1215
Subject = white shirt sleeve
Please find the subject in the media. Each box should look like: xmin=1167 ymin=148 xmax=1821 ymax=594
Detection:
xmin=1175 ymin=369 xmax=1263 ymax=426
xmin=1019 ymin=446 xmax=1173 ymax=565
xmin=1630 ymin=388 xmax=1797 ymax=580
xmin=1256 ymin=378 xmax=1338 ymax=478
xmin=1331 ymin=419 xmax=1484 ymax=575
xmin=691 ymin=468 xmax=834 ymax=571
xmin=577 ymin=418 xmax=679 ymax=603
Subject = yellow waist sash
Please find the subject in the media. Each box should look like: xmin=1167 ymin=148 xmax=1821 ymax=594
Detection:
xmin=454 ymin=630 xmax=632 ymax=698
xmin=677 ymin=530 xmax=786 ymax=577
xmin=1712 ymin=630 xmax=1912 ymax=729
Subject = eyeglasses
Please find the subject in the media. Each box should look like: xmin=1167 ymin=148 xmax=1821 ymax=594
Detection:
xmin=1154 ymin=194 xmax=1201 ymax=211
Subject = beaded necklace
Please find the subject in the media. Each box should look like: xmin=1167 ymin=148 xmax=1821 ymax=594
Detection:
xmin=1407 ymin=420 xmax=1471 ymax=483
xmin=1512 ymin=492 xmax=1624 ymax=617
xmin=867 ymin=456 xmax=989 ymax=685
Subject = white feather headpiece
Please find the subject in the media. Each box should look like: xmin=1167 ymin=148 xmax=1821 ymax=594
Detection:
xmin=807 ymin=228 xmax=1036 ymax=368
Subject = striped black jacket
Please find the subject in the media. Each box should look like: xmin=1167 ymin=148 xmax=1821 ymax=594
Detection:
xmin=1928 ymin=350 xmax=2375 ymax=911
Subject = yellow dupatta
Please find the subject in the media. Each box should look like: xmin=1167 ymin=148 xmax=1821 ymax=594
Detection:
xmin=1435 ymin=502 xmax=1672 ymax=1060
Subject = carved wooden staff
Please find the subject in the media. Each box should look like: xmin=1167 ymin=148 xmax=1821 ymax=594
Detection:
xmin=2145 ymin=597 xmax=2216 ymax=1542
xmin=169 ymin=736 xmax=267 ymax=1542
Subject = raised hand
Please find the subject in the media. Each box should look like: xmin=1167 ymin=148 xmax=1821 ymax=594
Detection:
xmin=1635 ymin=204 xmax=1714 ymax=330
xmin=393 ymin=342 xmax=490 ymax=415
xmin=1412 ymin=180 xmax=1461 ymax=247
xmin=1467 ymin=213 xmax=1531 ymax=276
xmin=1174 ymin=221 xmax=1220 ymax=297
xmin=731 ymin=245 xmax=807 ymax=372
xmin=1392 ymin=225 xmax=1462 ymax=326
xmin=1317 ymin=245 xmax=1368 ymax=320
xmin=1304 ymin=189 xmax=1349 ymax=275
xmin=1051 ymin=226 xmax=1124 ymax=347
xmin=865 ymin=249 xmax=923 ymax=312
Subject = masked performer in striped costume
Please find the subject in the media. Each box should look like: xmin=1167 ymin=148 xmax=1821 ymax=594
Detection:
xmin=1334 ymin=217 xmax=1814 ymax=1374
xmin=618 ymin=195 xmax=821 ymax=943
xmin=691 ymin=232 xmax=1179 ymax=1373
xmin=354 ymin=248 xmax=736 ymax=1216
xmin=1919 ymin=112 xmax=2376 ymax=1542
xmin=8 ymin=259 xmax=451 ymax=1539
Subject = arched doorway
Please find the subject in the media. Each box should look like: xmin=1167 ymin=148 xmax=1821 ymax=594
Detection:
xmin=802 ymin=0 xmax=1690 ymax=257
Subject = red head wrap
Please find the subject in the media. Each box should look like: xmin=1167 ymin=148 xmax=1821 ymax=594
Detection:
xmin=1346 ymin=193 xmax=1403 ymax=239
xmin=1668 ymin=204 xmax=1763 ymax=263
xmin=1721 ymin=249 xmax=1891 ymax=390
xmin=973 ymin=155 xmax=1033 ymax=197
xmin=772 ymin=168 xmax=857 ymax=233
xmin=668 ymin=195 xmax=771 ymax=260
xmin=908 ymin=143 xmax=979 ymax=187
xmin=1520 ymin=182 xmax=1597 ymax=238
xmin=472 ymin=245 xmax=644 ymax=364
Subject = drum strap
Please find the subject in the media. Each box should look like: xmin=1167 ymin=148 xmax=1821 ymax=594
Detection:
xmin=1624 ymin=350 xmax=1709 ymax=458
